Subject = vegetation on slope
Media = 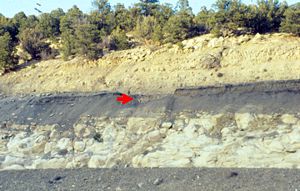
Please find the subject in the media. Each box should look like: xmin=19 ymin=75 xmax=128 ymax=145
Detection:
xmin=0 ymin=0 xmax=299 ymax=72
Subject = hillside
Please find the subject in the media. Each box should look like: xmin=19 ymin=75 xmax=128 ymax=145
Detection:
xmin=1 ymin=33 xmax=300 ymax=95
xmin=1 ymin=32 xmax=300 ymax=175
xmin=1 ymin=0 xmax=300 ymax=189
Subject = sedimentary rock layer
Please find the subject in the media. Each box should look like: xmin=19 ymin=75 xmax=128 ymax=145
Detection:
xmin=1 ymin=80 xmax=300 ymax=170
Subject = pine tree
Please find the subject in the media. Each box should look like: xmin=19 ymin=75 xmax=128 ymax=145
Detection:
xmin=152 ymin=3 xmax=174 ymax=24
xmin=74 ymin=23 xmax=102 ymax=59
xmin=135 ymin=16 xmax=158 ymax=40
xmin=163 ymin=13 xmax=193 ymax=43
xmin=163 ymin=0 xmax=194 ymax=43
xmin=0 ymin=15 xmax=18 ymax=42
xmin=195 ymin=6 xmax=215 ymax=33
xmin=152 ymin=24 xmax=163 ymax=43
xmin=60 ymin=6 xmax=84 ymax=59
xmin=113 ymin=3 xmax=132 ymax=31
xmin=253 ymin=0 xmax=287 ymax=33
xmin=0 ymin=32 xmax=17 ymax=70
xmin=109 ymin=27 xmax=130 ymax=50
xmin=136 ymin=0 xmax=159 ymax=16
xmin=12 ymin=12 xmax=27 ymax=33
xmin=177 ymin=0 xmax=193 ymax=15
xmin=37 ymin=13 xmax=60 ymax=38
xmin=91 ymin=0 xmax=113 ymax=36
xmin=280 ymin=3 xmax=300 ymax=35
xmin=60 ymin=29 xmax=76 ymax=60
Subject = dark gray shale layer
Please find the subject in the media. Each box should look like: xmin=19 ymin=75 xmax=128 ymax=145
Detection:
xmin=175 ymin=79 xmax=300 ymax=96
xmin=1 ymin=79 xmax=300 ymax=127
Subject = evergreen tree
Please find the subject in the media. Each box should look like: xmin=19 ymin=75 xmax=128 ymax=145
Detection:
xmin=90 ymin=0 xmax=113 ymax=36
xmin=137 ymin=0 xmax=159 ymax=16
xmin=50 ymin=8 xmax=65 ymax=20
xmin=60 ymin=5 xmax=83 ymax=33
xmin=37 ymin=13 xmax=60 ymax=38
xmin=109 ymin=27 xmax=130 ymax=50
xmin=163 ymin=0 xmax=194 ymax=43
xmin=195 ymin=7 xmax=216 ymax=33
xmin=253 ymin=0 xmax=287 ymax=33
xmin=113 ymin=3 xmax=132 ymax=31
xmin=212 ymin=0 xmax=251 ymax=36
xmin=26 ymin=15 xmax=39 ymax=29
xmin=152 ymin=24 xmax=163 ymax=43
xmin=60 ymin=6 xmax=84 ymax=59
xmin=0 ymin=15 xmax=18 ymax=42
xmin=12 ymin=12 xmax=27 ymax=33
xmin=152 ymin=3 xmax=174 ymax=24
xmin=0 ymin=32 xmax=17 ymax=70
xmin=37 ymin=9 xmax=65 ymax=38
xmin=163 ymin=13 xmax=194 ymax=43
xmin=60 ymin=29 xmax=76 ymax=60
xmin=11 ymin=12 xmax=39 ymax=35
xmin=74 ymin=23 xmax=102 ymax=59
xmin=177 ymin=0 xmax=193 ymax=15
xmin=135 ymin=16 xmax=158 ymax=40
xmin=280 ymin=3 xmax=300 ymax=35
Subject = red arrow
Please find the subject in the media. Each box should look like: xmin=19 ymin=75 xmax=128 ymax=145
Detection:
xmin=116 ymin=93 xmax=134 ymax=105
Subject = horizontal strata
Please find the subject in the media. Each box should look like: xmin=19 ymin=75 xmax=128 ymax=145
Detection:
xmin=1 ymin=79 xmax=300 ymax=170
xmin=1 ymin=79 xmax=300 ymax=127
xmin=175 ymin=79 xmax=300 ymax=96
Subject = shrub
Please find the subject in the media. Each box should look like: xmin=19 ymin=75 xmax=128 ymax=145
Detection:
xmin=19 ymin=28 xmax=52 ymax=60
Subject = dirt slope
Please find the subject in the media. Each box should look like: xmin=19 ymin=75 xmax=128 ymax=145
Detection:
xmin=0 ymin=33 xmax=300 ymax=95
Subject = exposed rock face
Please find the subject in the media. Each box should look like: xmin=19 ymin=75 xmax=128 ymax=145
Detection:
xmin=1 ymin=112 xmax=300 ymax=170
xmin=2 ymin=80 xmax=300 ymax=170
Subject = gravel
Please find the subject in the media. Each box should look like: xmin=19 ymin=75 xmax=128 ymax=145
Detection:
xmin=0 ymin=168 xmax=300 ymax=191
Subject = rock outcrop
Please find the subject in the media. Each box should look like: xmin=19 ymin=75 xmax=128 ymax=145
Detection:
xmin=1 ymin=112 xmax=300 ymax=170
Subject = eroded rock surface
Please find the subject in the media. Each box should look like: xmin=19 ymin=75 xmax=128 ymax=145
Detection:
xmin=1 ymin=112 xmax=300 ymax=170
xmin=1 ymin=81 xmax=300 ymax=170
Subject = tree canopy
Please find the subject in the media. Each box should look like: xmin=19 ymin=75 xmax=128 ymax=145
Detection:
xmin=0 ymin=0 xmax=299 ymax=70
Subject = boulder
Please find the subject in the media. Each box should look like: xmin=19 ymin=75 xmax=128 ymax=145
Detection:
xmin=161 ymin=122 xmax=173 ymax=129
xmin=74 ymin=141 xmax=86 ymax=152
xmin=88 ymin=155 xmax=107 ymax=168
xmin=33 ymin=158 xmax=68 ymax=169
xmin=127 ymin=117 xmax=159 ymax=134
xmin=57 ymin=138 xmax=73 ymax=151
xmin=146 ymin=130 xmax=161 ymax=142
xmin=281 ymin=114 xmax=298 ymax=124
xmin=235 ymin=113 xmax=255 ymax=130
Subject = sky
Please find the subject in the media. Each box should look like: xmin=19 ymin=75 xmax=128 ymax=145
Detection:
xmin=0 ymin=0 xmax=299 ymax=18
